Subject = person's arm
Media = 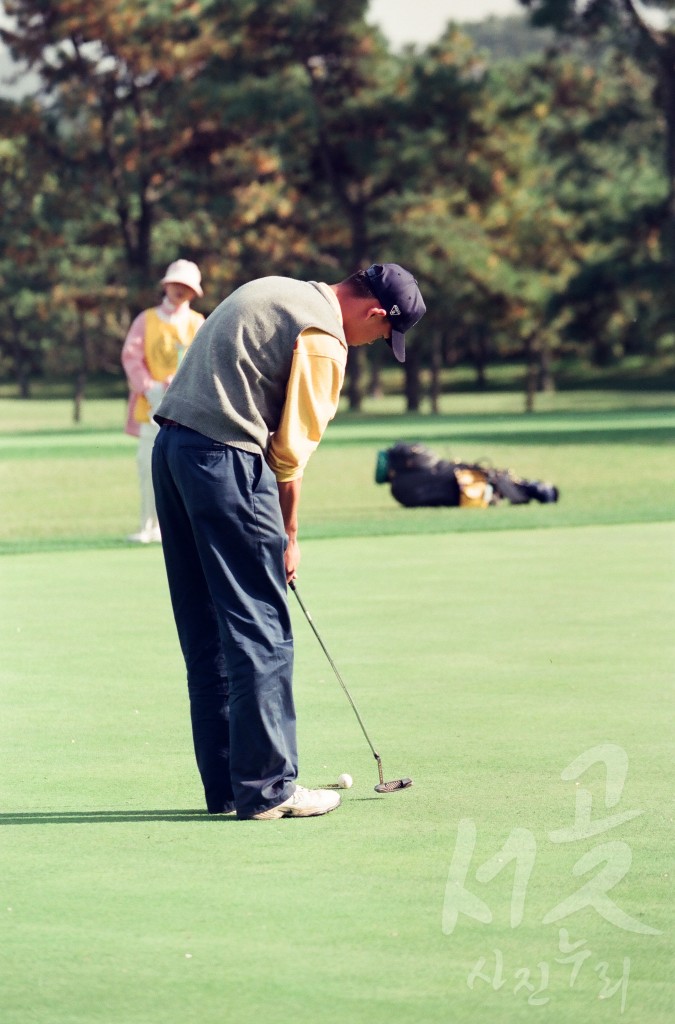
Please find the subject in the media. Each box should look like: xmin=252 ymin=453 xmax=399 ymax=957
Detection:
xmin=267 ymin=328 xmax=347 ymax=583
xmin=277 ymin=478 xmax=302 ymax=582
xmin=120 ymin=312 xmax=153 ymax=393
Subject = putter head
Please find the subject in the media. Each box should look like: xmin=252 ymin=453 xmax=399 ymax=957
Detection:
xmin=374 ymin=777 xmax=413 ymax=794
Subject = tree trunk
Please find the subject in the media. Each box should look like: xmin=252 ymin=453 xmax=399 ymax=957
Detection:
xmin=10 ymin=313 xmax=31 ymax=398
xmin=16 ymin=359 xmax=31 ymax=398
xmin=524 ymin=333 xmax=537 ymax=414
xmin=658 ymin=36 xmax=675 ymax=272
xmin=538 ymin=337 xmax=556 ymax=393
xmin=369 ymin=348 xmax=384 ymax=398
xmin=73 ymin=307 xmax=88 ymax=423
xmin=429 ymin=330 xmax=442 ymax=414
xmin=404 ymin=345 xmax=421 ymax=412
xmin=346 ymin=346 xmax=364 ymax=411
xmin=471 ymin=329 xmax=489 ymax=388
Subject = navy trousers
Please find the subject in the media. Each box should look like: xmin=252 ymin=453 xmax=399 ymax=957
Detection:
xmin=152 ymin=424 xmax=297 ymax=819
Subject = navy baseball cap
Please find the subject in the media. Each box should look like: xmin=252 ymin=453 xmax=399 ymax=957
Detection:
xmin=364 ymin=263 xmax=426 ymax=363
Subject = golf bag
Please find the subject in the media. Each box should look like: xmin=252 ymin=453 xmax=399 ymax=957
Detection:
xmin=375 ymin=442 xmax=559 ymax=509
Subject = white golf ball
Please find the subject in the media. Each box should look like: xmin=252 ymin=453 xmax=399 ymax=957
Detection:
xmin=337 ymin=773 xmax=353 ymax=789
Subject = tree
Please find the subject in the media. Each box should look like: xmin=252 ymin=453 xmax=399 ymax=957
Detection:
xmin=372 ymin=26 xmax=510 ymax=409
xmin=0 ymin=1 xmax=229 ymax=305
xmin=0 ymin=99 xmax=68 ymax=395
xmin=520 ymin=1 xmax=675 ymax=243
xmin=511 ymin=19 xmax=667 ymax=366
xmin=2 ymin=1 xmax=670 ymax=405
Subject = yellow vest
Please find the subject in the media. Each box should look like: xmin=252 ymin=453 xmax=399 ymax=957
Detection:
xmin=134 ymin=307 xmax=204 ymax=423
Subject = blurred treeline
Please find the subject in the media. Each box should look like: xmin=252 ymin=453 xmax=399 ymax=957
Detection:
xmin=1 ymin=0 xmax=674 ymax=412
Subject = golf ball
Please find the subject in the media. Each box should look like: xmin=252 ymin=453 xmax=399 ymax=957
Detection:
xmin=337 ymin=773 xmax=353 ymax=789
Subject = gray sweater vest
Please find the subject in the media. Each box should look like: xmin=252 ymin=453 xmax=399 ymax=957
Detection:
xmin=156 ymin=277 xmax=345 ymax=454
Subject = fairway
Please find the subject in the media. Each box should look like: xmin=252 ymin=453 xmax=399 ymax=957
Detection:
xmin=1 ymin=396 xmax=673 ymax=1024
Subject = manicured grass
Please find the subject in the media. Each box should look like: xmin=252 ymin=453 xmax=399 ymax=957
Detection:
xmin=1 ymin=393 xmax=673 ymax=1023
xmin=1 ymin=527 xmax=673 ymax=1024
xmin=1 ymin=395 xmax=674 ymax=552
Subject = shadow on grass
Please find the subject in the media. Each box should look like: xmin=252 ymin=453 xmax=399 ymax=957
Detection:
xmin=0 ymin=538 xmax=153 ymax=557
xmin=0 ymin=801 xmax=386 ymax=823
xmin=0 ymin=426 xmax=127 ymax=440
xmin=323 ymin=424 xmax=675 ymax=449
xmin=0 ymin=809 xmax=238 ymax=825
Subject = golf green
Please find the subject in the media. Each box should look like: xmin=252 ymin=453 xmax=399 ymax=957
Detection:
xmin=1 ymin=522 xmax=672 ymax=1024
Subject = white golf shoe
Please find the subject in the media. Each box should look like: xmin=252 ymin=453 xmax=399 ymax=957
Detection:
xmin=126 ymin=527 xmax=162 ymax=544
xmin=250 ymin=785 xmax=341 ymax=820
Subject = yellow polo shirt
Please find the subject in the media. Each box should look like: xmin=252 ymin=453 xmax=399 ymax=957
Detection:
xmin=267 ymin=327 xmax=348 ymax=482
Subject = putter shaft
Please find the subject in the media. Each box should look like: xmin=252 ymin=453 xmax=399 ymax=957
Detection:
xmin=289 ymin=581 xmax=412 ymax=794
xmin=289 ymin=581 xmax=380 ymax=762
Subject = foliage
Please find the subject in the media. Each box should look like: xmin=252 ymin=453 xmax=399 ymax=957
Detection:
xmin=0 ymin=1 xmax=672 ymax=407
xmin=518 ymin=0 xmax=675 ymax=360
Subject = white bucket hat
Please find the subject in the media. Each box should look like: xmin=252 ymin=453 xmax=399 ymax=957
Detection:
xmin=160 ymin=259 xmax=203 ymax=297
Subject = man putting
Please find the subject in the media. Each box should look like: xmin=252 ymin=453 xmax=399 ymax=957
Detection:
xmin=152 ymin=264 xmax=426 ymax=820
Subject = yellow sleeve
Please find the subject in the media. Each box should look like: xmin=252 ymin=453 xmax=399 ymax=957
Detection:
xmin=267 ymin=328 xmax=347 ymax=482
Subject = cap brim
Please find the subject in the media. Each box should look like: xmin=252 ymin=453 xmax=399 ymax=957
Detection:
xmin=161 ymin=277 xmax=203 ymax=297
xmin=390 ymin=329 xmax=405 ymax=363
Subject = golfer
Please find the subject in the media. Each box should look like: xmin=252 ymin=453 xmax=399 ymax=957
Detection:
xmin=122 ymin=259 xmax=205 ymax=543
xmin=152 ymin=264 xmax=426 ymax=820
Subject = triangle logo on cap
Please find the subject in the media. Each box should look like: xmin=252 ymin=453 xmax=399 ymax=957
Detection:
xmin=389 ymin=305 xmax=401 ymax=316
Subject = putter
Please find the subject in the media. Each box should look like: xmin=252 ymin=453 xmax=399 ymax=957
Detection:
xmin=289 ymin=581 xmax=413 ymax=794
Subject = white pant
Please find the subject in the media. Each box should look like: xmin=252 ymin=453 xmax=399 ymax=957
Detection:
xmin=136 ymin=421 xmax=160 ymax=535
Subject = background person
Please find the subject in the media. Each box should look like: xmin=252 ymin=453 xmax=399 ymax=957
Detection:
xmin=151 ymin=263 xmax=426 ymax=820
xmin=121 ymin=259 xmax=205 ymax=543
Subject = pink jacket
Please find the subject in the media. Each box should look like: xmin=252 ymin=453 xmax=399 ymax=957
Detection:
xmin=121 ymin=299 xmax=203 ymax=437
